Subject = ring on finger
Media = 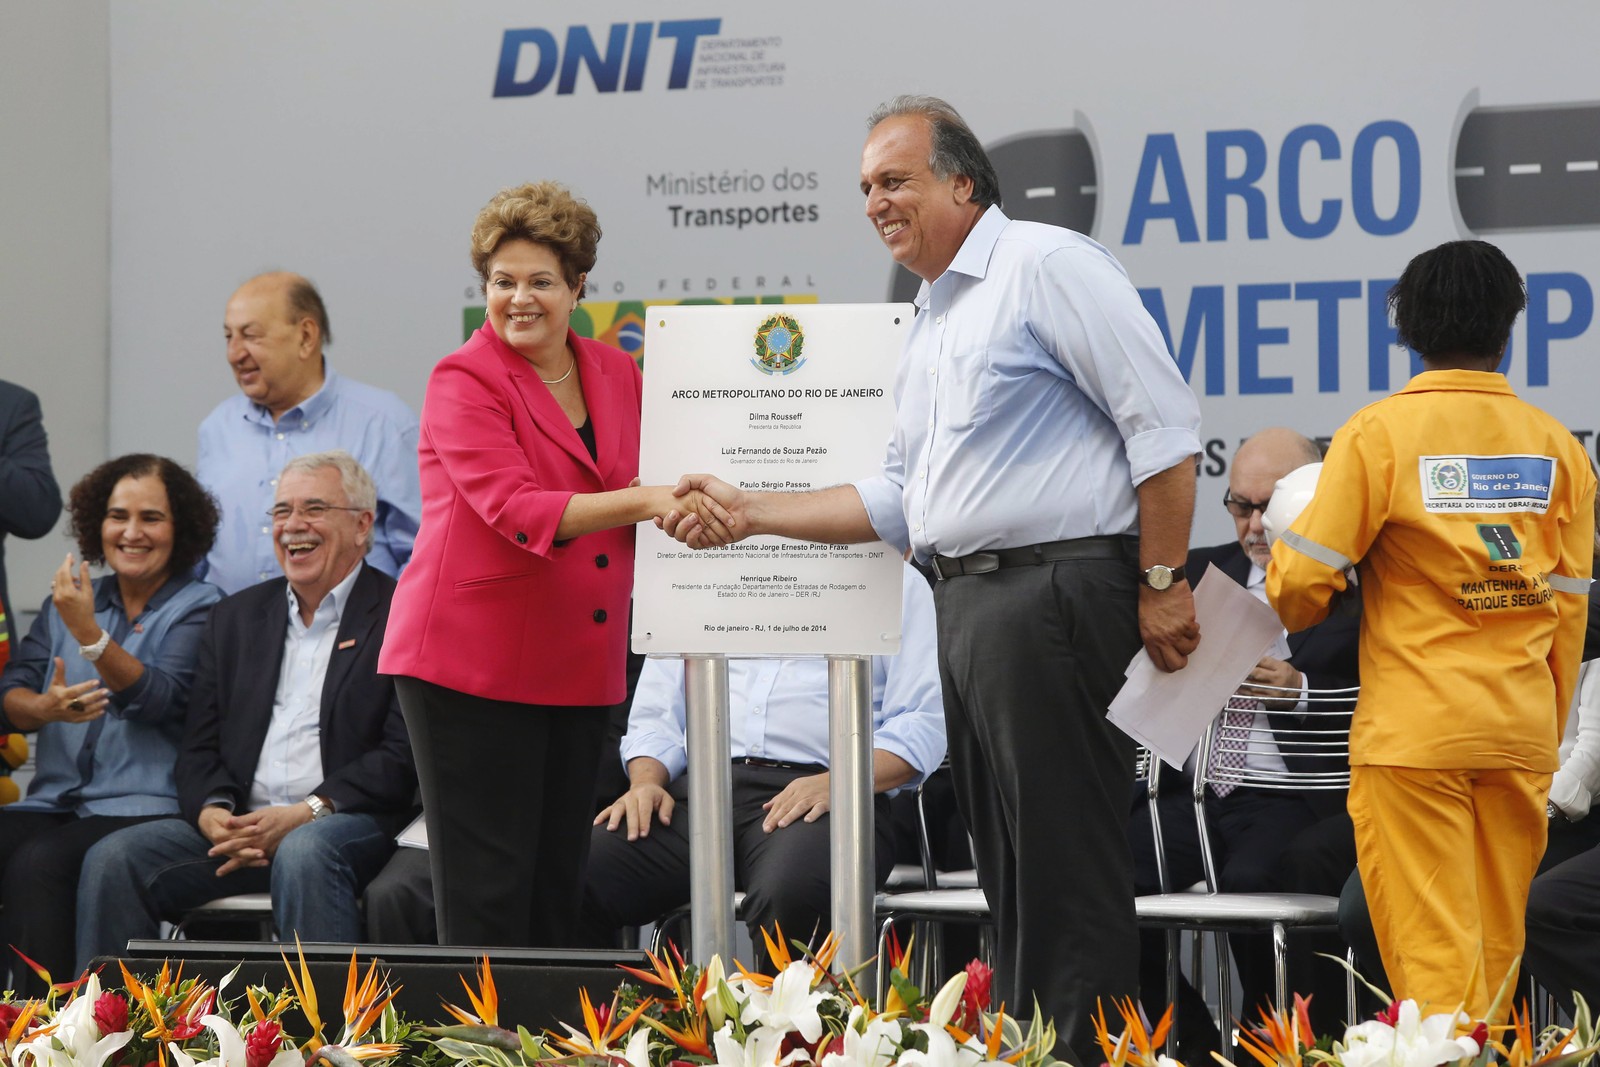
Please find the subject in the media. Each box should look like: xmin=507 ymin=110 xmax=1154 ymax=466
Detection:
xmin=68 ymin=699 xmax=85 ymax=711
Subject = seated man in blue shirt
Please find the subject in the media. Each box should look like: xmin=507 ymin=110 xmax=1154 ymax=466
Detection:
xmin=580 ymin=562 xmax=945 ymax=965
xmin=198 ymin=272 xmax=421 ymax=594
xmin=74 ymin=451 xmax=417 ymax=965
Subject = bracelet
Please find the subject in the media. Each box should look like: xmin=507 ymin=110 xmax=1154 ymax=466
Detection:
xmin=79 ymin=629 xmax=112 ymax=662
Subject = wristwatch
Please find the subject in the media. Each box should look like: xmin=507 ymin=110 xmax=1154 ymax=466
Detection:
xmin=79 ymin=629 xmax=112 ymax=662
xmin=304 ymin=794 xmax=333 ymax=820
xmin=1140 ymin=564 xmax=1187 ymax=591
xmin=1548 ymin=801 xmax=1563 ymax=822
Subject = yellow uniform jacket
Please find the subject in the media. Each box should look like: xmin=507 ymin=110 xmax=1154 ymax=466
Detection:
xmin=1268 ymin=369 xmax=1595 ymax=770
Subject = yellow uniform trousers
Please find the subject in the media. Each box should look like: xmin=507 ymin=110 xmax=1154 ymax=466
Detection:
xmin=1348 ymin=765 xmax=1549 ymax=1021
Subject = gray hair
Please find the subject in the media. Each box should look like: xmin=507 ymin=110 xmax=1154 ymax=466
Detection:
xmin=279 ymin=449 xmax=377 ymax=549
xmin=866 ymin=95 xmax=1002 ymax=210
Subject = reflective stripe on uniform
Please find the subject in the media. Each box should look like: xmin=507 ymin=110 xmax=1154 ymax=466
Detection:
xmin=1280 ymin=528 xmax=1353 ymax=572
xmin=1548 ymin=573 xmax=1593 ymax=595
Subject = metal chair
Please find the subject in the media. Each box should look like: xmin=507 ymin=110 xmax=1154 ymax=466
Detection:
xmin=168 ymin=892 xmax=276 ymax=941
xmin=1134 ymin=687 xmax=1358 ymax=1048
xmin=875 ymin=749 xmax=1156 ymax=998
xmin=875 ymin=764 xmax=990 ymax=996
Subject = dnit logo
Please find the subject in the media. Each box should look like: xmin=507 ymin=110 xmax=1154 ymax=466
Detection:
xmin=493 ymin=19 xmax=721 ymax=96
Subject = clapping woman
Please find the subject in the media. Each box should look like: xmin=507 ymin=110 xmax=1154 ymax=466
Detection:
xmin=0 ymin=455 xmax=221 ymax=989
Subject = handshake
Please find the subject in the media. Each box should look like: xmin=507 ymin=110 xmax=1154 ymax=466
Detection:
xmin=653 ymin=474 xmax=746 ymax=548
xmin=636 ymin=473 xmax=742 ymax=547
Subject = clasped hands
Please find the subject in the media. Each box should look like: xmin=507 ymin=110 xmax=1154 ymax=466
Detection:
xmin=199 ymin=803 xmax=314 ymax=876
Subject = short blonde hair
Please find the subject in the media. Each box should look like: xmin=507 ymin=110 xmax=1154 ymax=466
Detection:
xmin=470 ymin=181 xmax=600 ymax=298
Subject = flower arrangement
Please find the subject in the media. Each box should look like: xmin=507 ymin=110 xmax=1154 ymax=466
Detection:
xmin=1092 ymin=981 xmax=1598 ymax=1067
xmin=423 ymin=926 xmax=1065 ymax=1067
xmin=0 ymin=942 xmax=424 ymax=1067
xmin=1 ymin=933 xmax=1596 ymax=1067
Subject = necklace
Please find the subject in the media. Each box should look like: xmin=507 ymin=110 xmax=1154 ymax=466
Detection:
xmin=539 ymin=354 xmax=576 ymax=385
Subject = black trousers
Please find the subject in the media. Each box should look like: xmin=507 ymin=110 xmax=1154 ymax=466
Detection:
xmin=363 ymin=846 xmax=437 ymax=944
xmin=1524 ymin=825 xmax=1600 ymax=1012
xmin=580 ymin=763 xmax=895 ymax=967
xmin=395 ymin=677 xmax=609 ymax=948
xmin=933 ymin=558 xmax=1141 ymax=1065
xmin=0 ymin=809 xmax=165 ymax=994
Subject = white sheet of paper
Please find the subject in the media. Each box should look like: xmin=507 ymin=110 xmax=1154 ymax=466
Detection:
xmin=1108 ymin=566 xmax=1284 ymax=769
xmin=395 ymin=813 xmax=428 ymax=850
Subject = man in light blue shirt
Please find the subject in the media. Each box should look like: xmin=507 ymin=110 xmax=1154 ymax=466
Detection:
xmin=580 ymin=563 xmax=945 ymax=965
xmin=667 ymin=96 xmax=1202 ymax=1059
xmin=197 ymin=272 xmax=420 ymax=593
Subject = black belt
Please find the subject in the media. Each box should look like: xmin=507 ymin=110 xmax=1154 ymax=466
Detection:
xmin=734 ymin=757 xmax=827 ymax=773
xmin=930 ymin=535 xmax=1135 ymax=580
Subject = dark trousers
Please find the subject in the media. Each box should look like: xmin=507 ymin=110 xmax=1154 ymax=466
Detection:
xmin=1524 ymin=825 xmax=1600 ymax=1013
xmin=934 ymin=558 xmax=1141 ymax=1065
xmin=395 ymin=677 xmax=609 ymax=948
xmin=363 ymin=846 xmax=437 ymax=944
xmin=580 ymin=763 xmax=895 ymax=967
xmin=0 ymin=809 xmax=164 ymax=994
xmin=1128 ymin=784 xmax=1349 ymax=1046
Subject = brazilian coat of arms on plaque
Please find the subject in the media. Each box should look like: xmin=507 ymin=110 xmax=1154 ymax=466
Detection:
xmin=751 ymin=313 xmax=806 ymax=375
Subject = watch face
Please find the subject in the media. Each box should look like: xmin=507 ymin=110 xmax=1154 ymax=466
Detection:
xmin=1145 ymin=566 xmax=1173 ymax=590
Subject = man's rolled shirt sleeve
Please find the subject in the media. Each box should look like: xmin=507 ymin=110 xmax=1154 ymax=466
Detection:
xmin=869 ymin=568 xmax=946 ymax=789
xmin=853 ymin=474 xmax=908 ymax=554
xmin=1026 ymin=245 xmax=1202 ymax=486
xmin=618 ymin=657 xmax=690 ymax=781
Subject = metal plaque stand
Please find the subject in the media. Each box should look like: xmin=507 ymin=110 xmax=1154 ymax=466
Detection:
xmin=828 ymin=655 xmax=875 ymax=979
xmin=681 ymin=653 xmax=877 ymax=977
xmin=684 ymin=655 xmax=735 ymax=963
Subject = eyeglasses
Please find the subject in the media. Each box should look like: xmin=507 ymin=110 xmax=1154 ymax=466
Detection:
xmin=1222 ymin=491 xmax=1271 ymax=519
xmin=267 ymin=502 xmax=365 ymax=522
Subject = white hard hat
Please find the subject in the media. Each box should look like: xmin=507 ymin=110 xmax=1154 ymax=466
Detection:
xmin=1261 ymin=462 xmax=1322 ymax=547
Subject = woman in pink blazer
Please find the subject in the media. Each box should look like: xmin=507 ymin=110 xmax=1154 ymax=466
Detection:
xmin=380 ymin=182 xmax=724 ymax=947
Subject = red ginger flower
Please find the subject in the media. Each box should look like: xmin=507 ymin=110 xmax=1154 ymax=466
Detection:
xmin=0 ymin=1002 xmax=21 ymax=1033
xmin=93 ymin=991 xmax=129 ymax=1035
xmin=959 ymin=959 xmax=993 ymax=1031
xmin=246 ymin=1019 xmax=284 ymax=1067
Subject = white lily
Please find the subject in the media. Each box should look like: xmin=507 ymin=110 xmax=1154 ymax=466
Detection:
xmin=1338 ymin=1001 xmax=1480 ymax=1067
xmin=712 ymin=1021 xmax=809 ymax=1067
xmin=164 ymin=1014 xmax=301 ymax=1067
xmin=821 ymin=1005 xmax=906 ymax=1067
xmin=11 ymin=973 xmax=136 ymax=1067
xmin=703 ymin=954 xmax=730 ymax=1029
xmin=925 ymin=973 xmax=968 ymax=1030
xmin=896 ymin=1023 xmax=983 ymax=1067
xmin=740 ymin=961 xmax=827 ymax=1043
xmin=620 ymin=1026 xmax=654 ymax=1067
xmin=12 ymin=1029 xmax=134 ymax=1067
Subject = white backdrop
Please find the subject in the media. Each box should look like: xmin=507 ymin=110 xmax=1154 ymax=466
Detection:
xmin=107 ymin=1 xmax=1600 ymax=548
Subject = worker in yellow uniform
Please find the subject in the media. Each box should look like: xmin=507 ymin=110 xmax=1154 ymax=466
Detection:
xmin=1267 ymin=240 xmax=1596 ymax=1021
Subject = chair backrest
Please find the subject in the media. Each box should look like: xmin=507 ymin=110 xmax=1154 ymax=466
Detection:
xmin=1190 ymin=685 xmax=1357 ymax=890
xmin=1193 ymin=686 xmax=1356 ymax=796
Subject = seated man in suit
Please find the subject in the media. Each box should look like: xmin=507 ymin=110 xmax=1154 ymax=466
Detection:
xmin=75 ymin=450 xmax=416 ymax=964
xmin=1128 ymin=427 xmax=1360 ymax=1052
xmin=579 ymin=562 xmax=945 ymax=966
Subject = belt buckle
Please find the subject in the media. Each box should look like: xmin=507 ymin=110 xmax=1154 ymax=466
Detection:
xmin=965 ymin=552 xmax=999 ymax=576
xmin=931 ymin=556 xmax=955 ymax=581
